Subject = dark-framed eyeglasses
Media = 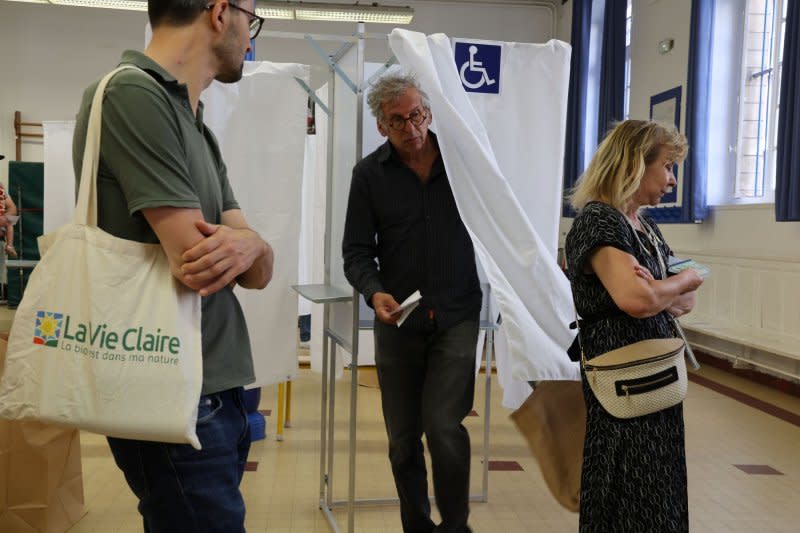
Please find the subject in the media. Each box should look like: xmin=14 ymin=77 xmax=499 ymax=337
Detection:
xmin=207 ymin=2 xmax=265 ymax=40
xmin=384 ymin=109 xmax=428 ymax=131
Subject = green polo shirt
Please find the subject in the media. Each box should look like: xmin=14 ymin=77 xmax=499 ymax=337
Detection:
xmin=73 ymin=50 xmax=255 ymax=395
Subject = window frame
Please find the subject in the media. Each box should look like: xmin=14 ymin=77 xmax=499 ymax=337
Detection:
xmin=731 ymin=0 xmax=786 ymax=205
xmin=624 ymin=0 xmax=632 ymax=119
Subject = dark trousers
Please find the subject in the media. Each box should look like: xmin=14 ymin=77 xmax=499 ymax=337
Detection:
xmin=107 ymin=387 xmax=251 ymax=533
xmin=374 ymin=319 xmax=479 ymax=533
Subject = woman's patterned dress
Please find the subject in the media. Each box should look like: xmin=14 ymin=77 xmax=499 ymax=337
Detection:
xmin=565 ymin=202 xmax=688 ymax=533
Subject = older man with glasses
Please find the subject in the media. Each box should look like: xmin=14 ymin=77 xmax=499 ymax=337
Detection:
xmin=343 ymin=73 xmax=481 ymax=533
xmin=71 ymin=1 xmax=273 ymax=531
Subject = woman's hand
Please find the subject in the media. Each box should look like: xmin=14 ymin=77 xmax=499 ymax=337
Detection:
xmin=590 ymin=245 xmax=705 ymax=318
xmin=634 ymin=264 xmax=655 ymax=281
xmin=633 ymin=264 xmax=700 ymax=317
xmin=675 ymin=268 xmax=704 ymax=292
xmin=666 ymin=291 xmax=697 ymax=317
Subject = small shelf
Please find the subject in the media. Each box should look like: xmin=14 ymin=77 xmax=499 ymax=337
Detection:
xmin=292 ymin=283 xmax=352 ymax=304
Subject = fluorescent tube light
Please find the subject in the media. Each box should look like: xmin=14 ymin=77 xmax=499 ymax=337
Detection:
xmin=5 ymin=0 xmax=148 ymax=10
xmin=50 ymin=0 xmax=147 ymax=10
xmin=259 ymin=1 xmax=414 ymax=24
xmin=255 ymin=5 xmax=295 ymax=19
xmin=5 ymin=0 xmax=415 ymax=24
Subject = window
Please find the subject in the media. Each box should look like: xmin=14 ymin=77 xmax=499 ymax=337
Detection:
xmin=624 ymin=0 xmax=632 ymax=119
xmin=734 ymin=0 xmax=787 ymax=200
xmin=582 ymin=0 xmax=606 ymax=170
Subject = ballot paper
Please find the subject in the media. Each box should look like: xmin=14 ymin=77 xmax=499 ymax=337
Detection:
xmin=393 ymin=290 xmax=422 ymax=327
xmin=667 ymin=256 xmax=711 ymax=279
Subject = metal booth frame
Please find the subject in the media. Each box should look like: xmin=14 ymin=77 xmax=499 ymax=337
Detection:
xmin=287 ymin=24 xmax=496 ymax=533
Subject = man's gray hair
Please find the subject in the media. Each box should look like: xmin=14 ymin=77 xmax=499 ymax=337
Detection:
xmin=367 ymin=72 xmax=431 ymax=123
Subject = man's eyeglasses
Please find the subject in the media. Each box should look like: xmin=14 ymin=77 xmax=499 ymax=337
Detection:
xmin=384 ymin=109 xmax=428 ymax=131
xmin=207 ymin=2 xmax=265 ymax=40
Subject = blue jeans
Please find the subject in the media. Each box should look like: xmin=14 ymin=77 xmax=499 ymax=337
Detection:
xmin=374 ymin=319 xmax=478 ymax=533
xmin=107 ymin=387 xmax=251 ymax=533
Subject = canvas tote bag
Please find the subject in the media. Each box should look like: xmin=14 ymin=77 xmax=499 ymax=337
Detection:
xmin=0 ymin=66 xmax=203 ymax=449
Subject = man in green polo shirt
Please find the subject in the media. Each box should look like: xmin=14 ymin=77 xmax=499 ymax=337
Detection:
xmin=71 ymin=1 xmax=272 ymax=531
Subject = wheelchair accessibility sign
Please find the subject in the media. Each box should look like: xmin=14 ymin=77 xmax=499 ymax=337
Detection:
xmin=454 ymin=41 xmax=501 ymax=94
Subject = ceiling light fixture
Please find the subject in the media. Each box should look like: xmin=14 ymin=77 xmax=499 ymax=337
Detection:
xmin=5 ymin=0 xmax=147 ymax=9
xmin=6 ymin=0 xmax=414 ymax=24
xmin=255 ymin=3 xmax=295 ymax=20
xmin=270 ymin=2 xmax=414 ymax=24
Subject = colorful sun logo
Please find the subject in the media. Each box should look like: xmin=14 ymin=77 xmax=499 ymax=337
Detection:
xmin=33 ymin=311 xmax=64 ymax=348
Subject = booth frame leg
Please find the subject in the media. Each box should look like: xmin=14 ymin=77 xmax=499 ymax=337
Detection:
xmin=284 ymin=380 xmax=293 ymax=428
xmin=276 ymin=382 xmax=286 ymax=441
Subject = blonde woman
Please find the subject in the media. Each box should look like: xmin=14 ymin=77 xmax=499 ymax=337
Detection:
xmin=564 ymin=120 xmax=704 ymax=532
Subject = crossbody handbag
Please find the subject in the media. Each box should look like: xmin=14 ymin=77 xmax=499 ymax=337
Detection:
xmin=576 ymin=214 xmax=698 ymax=419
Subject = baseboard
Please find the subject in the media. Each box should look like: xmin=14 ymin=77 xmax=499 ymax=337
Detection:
xmin=693 ymin=349 xmax=800 ymax=399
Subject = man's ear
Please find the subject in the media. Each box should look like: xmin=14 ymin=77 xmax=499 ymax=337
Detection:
xmin=208 ymin=0 xmax=228 ymax=33
xmin=377 ymin=120 xmax=388 ymax=137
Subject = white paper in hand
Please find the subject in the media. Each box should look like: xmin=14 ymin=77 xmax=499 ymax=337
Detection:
xmin=394 ymin=290 xmax=422 ymax=327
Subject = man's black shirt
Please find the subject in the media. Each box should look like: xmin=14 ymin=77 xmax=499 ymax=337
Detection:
xmin=342 ymin=135 xmax=482 ymax=331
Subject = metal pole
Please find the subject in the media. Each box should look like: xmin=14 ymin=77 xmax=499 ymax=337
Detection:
xmin=482 ymin=328 xmax=493 ymax=502
xmin=327 ymin=338 xmax=337 ymax=508
xmin=346 ymin=21 xmax=366 ymax=533
xmin=319 ymin=329 xmax=330 ymax=507
xmin=322 ymin=59 xmax=337 ymax=517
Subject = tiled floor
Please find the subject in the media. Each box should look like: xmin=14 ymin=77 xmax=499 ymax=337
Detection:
xmin=57 ymin=357 xmax=800 ymax=533
xmin=3 ymin=299 xmax=795 ymax=533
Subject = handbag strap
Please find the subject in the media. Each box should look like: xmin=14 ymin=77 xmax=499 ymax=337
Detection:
xmin=628 ymin=214 xmax=700 ymax=369
xmin=627 ymin=214 xmax=667 ymax=280
xmin=74 ymin=65 xmax=168 ymax=227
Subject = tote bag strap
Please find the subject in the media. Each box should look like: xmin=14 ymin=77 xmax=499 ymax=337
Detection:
xmin=74 ymin=65 xmax=169 ymax=227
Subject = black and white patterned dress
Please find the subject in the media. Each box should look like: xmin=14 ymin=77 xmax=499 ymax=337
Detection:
xmin=564 ymin=202 xmax=688 ymax=533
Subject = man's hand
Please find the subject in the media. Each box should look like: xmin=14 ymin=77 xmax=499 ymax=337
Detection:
xmin=180 ymin=220 xmax=269 ymax=297
xmin=142 ymin=207 xmax=273 ymax=297
xmin=371 ymin=292 xmax=400 ymax=325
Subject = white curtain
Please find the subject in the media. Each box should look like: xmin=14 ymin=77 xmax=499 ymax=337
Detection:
xmin=42 ymin=121 xmax=76 ymax=233
xmin=202 ymin=61 xmax=309 ymax=387
xmin=389 ymin=30 xmax=580 ymax=408
xmin=298 ymin=135 xmax=315 ymax=317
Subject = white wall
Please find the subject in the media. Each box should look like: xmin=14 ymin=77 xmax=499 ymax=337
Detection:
xmin=557 ymin=0 xmax=800 ymax=376
xmin=0 ymin=3 xmax=148 ymax=170
xmin=556 ymin=0 xmax=572 ymax=42
xmin=0 ymin=0 xmax=560 ymax=181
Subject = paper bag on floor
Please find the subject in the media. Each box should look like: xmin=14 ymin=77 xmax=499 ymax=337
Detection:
xmin=0 ymin=338 xmax=86 ymax=533
xmin=510 ymin=380 xmax=586 ymax=513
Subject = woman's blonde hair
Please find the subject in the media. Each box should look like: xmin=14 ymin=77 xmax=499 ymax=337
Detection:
xmin=569 ymin=120 xmax=688 ymax=212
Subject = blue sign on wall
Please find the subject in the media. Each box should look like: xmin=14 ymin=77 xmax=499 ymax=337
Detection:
xmin=454 ymin=42 xmax=501 ymax=94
